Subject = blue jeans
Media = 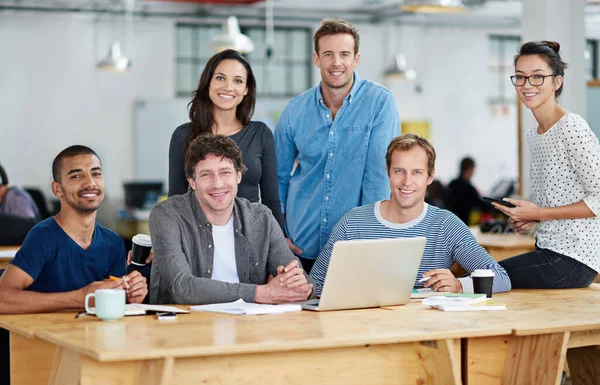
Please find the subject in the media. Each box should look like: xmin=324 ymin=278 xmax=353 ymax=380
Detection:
xmin=499 ymin=246 xmax=597 ymax=289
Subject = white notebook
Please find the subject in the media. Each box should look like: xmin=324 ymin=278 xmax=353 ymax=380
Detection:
xmin=86 ymin=304 xmax=190 ymax=316
xmin=191 ymin=299 xmax=302 ymax=315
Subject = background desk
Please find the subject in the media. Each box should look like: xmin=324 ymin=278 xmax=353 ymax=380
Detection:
xmin=470 ymin=226 xmax=535 ymax=261
xmin=452 ymin=228 xmax=535 ymax=277
xmin=0 ymin=246 xmax=19 ymax=270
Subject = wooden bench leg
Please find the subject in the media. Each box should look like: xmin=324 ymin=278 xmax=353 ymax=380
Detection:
xmin=418 ymin=339 xmax=462 ymax=385
xmin=567 ymin=346 xmax=600 ymax=385
xmin=502 ymin=332 xmax=569 ymax=385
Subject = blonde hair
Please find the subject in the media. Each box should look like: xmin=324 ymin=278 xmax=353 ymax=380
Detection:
xmin=386 ymin=134 xmax=436 ymax=176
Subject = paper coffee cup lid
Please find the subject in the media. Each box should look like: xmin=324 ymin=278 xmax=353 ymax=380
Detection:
xmin=132 ymin=234 xmax=152 ymax=247
xmin=472 ymin=269 xmax=495 ymax=277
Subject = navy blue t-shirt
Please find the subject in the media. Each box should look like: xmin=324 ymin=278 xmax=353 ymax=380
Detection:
xmin=10 ymin=217 xmax=126 ymax=293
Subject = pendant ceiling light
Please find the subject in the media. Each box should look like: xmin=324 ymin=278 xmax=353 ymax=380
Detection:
xmin=210 ymin=16 xmax=255 ymax=54
xmin=97 ymin=40 xmax=131 ymax=72
xmin=384 ymin=53 xmax=417 ymax=80
xmin=401 ymin=0 xmax=466 ymax=13
xmin=96 ymin=0 xmax=134 ymax=72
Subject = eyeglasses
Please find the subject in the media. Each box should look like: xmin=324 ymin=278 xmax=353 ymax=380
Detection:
xmin=510 ymin=74 xmax=558 ymax=86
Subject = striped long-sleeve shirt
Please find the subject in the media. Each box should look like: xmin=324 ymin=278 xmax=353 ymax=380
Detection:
xmin=310 ymin=201 xmax=511 ymax=296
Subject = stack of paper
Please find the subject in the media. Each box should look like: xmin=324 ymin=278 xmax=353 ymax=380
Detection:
xmin=191 ymin=299 xmax=302 ymax=315
xmin=422 ymin=293 xmax=506 ymax=311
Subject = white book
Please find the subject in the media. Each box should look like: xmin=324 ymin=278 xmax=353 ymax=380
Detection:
xmin=191 ymin=299 xmax=302 ymax=315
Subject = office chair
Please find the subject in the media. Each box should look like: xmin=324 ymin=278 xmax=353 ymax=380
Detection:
xmin=23 ymin=188 xmax=53 ymax=220
xmin=0 ymin=214 xmax=36 ymax=245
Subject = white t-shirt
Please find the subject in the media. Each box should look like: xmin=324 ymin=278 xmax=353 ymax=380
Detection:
xmin=210 ymin=215 xmax=239 ymax=283
xmin=528 ymin=112 xmax=600 ymax=272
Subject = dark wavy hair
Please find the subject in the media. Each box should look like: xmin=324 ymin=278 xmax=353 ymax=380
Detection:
xmin=186 ymin=49 xmax=256 ymax=153
xmin=185 ymin=133 xmax=247 ymax=179
xmin=514 ymin=41 xmax=568 ymax=97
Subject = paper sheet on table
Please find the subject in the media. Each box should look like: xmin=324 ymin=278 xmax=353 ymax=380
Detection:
xmin=0 ymin=249 xmax=18 ymax=258
xmin=191 ymin=299 xmax=302 ymax=315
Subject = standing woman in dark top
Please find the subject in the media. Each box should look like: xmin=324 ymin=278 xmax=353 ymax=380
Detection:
xmin=169 ymin=49 xmax=283 ymax=229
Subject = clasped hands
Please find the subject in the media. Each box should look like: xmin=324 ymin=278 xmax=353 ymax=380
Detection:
xmin=256 ymin=260 xmax=313 ymax=303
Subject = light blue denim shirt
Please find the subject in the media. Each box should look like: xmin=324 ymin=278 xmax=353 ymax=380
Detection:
xmin=274 ymin=72 xmax=401 ymax=260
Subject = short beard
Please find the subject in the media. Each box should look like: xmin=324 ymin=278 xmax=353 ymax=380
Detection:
xmin=61 ymin=187 xmax=103 ymax=214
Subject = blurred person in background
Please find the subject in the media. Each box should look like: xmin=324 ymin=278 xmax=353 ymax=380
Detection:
xmin=445 ymin=157 xmax=490 ymax=225
xmin=0 ymin=164 xmax=39 ymax=221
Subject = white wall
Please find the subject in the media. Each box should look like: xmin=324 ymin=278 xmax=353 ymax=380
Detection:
xmin=3 ymin=10 xmax=591 ymax=230
xmin=0 ymin=12 xmax=175 ymax=226
xmin=379 ymin=25 xmax=519 ymax=195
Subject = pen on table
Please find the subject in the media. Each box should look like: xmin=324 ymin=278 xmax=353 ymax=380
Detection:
xmin=418 ymin=276 xmax=431 ymax=283
xmin=75 ymin=311 xmax=86 ymax=319
xmin=109 ymin=275 xmax=129 ymax=289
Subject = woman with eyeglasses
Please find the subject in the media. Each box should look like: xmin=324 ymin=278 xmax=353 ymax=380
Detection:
xmin=168 ymin=49 xmax=283 ymax=231
xmin=490 ymin=41 xmax=600 ymax=289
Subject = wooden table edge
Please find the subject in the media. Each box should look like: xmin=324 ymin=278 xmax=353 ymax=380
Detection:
xmin=35 ymin=327 xmax=513 ymax=362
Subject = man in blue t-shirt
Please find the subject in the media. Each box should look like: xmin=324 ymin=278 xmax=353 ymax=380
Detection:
xmin=0 ymin=145 xmax=148 ymax=313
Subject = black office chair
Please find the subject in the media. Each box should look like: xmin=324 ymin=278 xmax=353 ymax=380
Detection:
xmin=0 ymin=214 xmax=36 ymax=245
xmin=23 ymin=187 xmax=54 ymax=220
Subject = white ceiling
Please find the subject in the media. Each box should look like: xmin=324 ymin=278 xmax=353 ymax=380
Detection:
xmin=0 ymin=0 xmax=597 ymax=29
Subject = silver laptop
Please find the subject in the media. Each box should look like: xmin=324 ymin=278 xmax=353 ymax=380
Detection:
xmin=302 ymin=237 xmax=426 ymax=311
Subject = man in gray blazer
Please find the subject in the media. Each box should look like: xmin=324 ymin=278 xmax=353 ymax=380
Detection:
xmin=149 ymin=134 xmax=315 ymax=305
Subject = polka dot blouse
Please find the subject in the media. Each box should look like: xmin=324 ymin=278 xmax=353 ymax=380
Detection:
xmin=528 ymin=112 xmax=600 ymax=273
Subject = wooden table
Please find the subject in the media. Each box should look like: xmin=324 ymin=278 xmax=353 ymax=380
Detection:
xmin=466 ymin=286 xmax=600 ymax=385
xmin=1 ymin=303 xmax=510 ymax=385
xmin=0 ymin=245 xmax=19 ymax=270
xmin=2 ymin=288 xmax=600 ymax=385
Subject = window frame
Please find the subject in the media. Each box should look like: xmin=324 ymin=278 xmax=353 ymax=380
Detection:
xmin=175 ymin=23 xmax=313 ymax=98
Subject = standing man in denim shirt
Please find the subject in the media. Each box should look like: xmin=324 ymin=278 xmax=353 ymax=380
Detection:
xmin=274 ymin=18 xmax=401 ymax=272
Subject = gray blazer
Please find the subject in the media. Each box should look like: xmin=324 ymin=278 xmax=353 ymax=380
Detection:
xmin=149 ymin=192 xmax=315 ymax=304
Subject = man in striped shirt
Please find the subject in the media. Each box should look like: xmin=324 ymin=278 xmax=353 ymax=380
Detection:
xmin=310 ymin=134 xmax=511 ymax=296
